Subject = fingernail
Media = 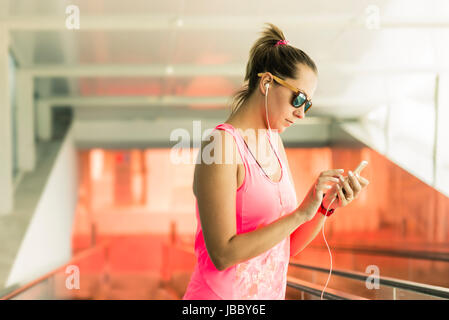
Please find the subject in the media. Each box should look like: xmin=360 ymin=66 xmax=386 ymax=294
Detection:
xmin=349 ymin=170 xmax=353 ymax=176
xmin=339 ymin=169 xmax=344 ymax=172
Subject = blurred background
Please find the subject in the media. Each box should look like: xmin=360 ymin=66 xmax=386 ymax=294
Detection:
xmin=0 ymin=0 xmax=448 ymax=300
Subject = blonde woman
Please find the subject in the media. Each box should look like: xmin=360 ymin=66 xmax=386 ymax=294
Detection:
xmin=183 ymin=23 xmax=369 ymax=300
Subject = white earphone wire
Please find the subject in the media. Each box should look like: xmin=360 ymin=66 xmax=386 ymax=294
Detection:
xmin=266 ymin=81 xmax=336 ymax=300
xmin=320 ymin=195 xmax=337 ymax=300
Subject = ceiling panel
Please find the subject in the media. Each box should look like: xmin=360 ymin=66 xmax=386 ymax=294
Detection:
xmin=6 ymin=0 xmax=449 ymax=118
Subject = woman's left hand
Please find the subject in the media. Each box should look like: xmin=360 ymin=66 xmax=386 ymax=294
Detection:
xmin=322 ymin=170 xmax=369 ymax=210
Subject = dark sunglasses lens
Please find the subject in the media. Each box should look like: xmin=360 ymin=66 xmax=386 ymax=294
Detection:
xmin=293 ymin=94 xmax=306 ymax=108
xmin=305 ymin=102 xmax=312 ymax=113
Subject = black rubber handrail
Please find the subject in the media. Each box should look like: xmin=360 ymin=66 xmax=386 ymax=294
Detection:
xmin=308 ymin=244 xmax=449 ymax=262
xmin=289 ymin=261 xmax=449 ymax=299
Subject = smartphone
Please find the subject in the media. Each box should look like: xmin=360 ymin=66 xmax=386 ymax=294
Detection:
xmin=354 ymin=160 xmax=368 ymax=175
xmin=339 ymin=160 xmax=368 ymax=198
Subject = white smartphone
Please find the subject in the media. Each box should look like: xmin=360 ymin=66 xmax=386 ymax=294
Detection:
xmin=339 ymin=160 xmax=368 ymax=198
xmin=354 ymin=160 xmax=368 ymax=175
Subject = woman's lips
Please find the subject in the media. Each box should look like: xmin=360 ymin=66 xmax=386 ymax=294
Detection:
xmin=285 ymin=119 xmax=293 ymax=125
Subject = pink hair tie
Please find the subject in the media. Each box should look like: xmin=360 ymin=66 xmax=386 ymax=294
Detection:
xmin=274 ymin=39 xmax=289 ymax=47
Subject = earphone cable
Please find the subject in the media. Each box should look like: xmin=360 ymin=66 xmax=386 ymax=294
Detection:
xmin=266 ymin=84 xmax=336 ymax=300
xmin=320 ymin=196 xmax=337 ymax=300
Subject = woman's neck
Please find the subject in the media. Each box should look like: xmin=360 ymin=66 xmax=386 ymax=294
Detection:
xmin=225 ymin=95 xmax=268 ymax=133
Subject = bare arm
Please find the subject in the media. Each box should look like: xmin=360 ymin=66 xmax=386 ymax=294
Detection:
xmin=290 ymin=203 xmax=327 ymax=257
xmin=195 ymin=129 xmax=309 ymax=271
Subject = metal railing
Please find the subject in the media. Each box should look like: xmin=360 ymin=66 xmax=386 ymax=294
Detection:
xmin=9 ymin=240 xmax=439 ymax=300
xmin=1 ymin=241 xmax=111 ymax=300
xmin=289 ymin=261 xmax=449 ymax=300
xmin=286 ymin=276 xmax=368 ymax=300
xmin=308 ymin=244 xmax=449 ymax=262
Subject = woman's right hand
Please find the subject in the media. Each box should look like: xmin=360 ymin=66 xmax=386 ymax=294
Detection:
xmin=296 ymin=169 xmax=345 ymax=222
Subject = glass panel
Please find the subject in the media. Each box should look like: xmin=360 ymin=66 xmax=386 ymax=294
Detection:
xmin=288 ymin=266 xmax=391 ymax=299
xmin=394 ymin=287 xmax=446 ymax=300
xmin=436 ymin=74 xmax=449 ymax=196
xmin=8 ymin=52 xmax=18 ymax=178
xmin=360 ymin=104 xmax=389 ymax=152
xmin=7 ymin=245 xmax=109 ymax=300
xmin=386 ymin=73 xmax=435 ymax=185
xmin=294 ymin=246 xmax=449 ymax=289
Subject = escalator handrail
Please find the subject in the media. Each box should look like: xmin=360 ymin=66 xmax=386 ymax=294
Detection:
xmin=286 ymin=276 xmax=368 ymax=300
xmin=308 ymin=244 xmax=449 ymax=262
xmin=173 ymin=241 xmax=449 ymax=299
xmin=1 ymin=241 xmax=111 ymax=300
xmin=289 ymin=261 xmax=449 ymax=299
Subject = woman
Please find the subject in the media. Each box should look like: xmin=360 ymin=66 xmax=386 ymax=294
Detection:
xmin=182 ymin=23 xmax=369 ymax=300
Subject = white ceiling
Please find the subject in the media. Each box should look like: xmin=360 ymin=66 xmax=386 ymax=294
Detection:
xmin=4 ymin=0 xmax=449 ymax=120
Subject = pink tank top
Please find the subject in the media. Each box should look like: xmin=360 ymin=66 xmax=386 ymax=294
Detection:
xmin=183 ymin=123 xmax=298 ymax=300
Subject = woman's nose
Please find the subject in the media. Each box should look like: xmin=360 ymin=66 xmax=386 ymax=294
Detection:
xmin=293 ymin=107 xmax=305 ymax=119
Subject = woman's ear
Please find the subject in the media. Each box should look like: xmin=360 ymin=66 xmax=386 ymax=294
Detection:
xmin=259 ymin=73 xmax=272 ymax=95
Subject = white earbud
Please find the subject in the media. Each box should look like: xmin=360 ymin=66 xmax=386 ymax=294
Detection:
xmin=264 ymin=82 xmax=272 ymax=141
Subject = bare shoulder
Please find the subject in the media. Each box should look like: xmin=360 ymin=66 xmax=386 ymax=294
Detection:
xmin=193 ymin=129 xmax=239 ymax=197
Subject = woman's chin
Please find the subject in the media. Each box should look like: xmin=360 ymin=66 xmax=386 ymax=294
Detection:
xmin=273 ymin=126 xmax=286 ymax=134
xmin=268 ymin=124 xmax=286 ymax=134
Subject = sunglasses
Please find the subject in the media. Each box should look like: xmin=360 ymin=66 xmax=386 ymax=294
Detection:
xmin=257 ymin=72 xmax=313 ymax=113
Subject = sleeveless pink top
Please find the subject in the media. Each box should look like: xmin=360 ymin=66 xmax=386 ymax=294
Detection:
xmin=183 ymin=123 xmax=298 ymax=300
